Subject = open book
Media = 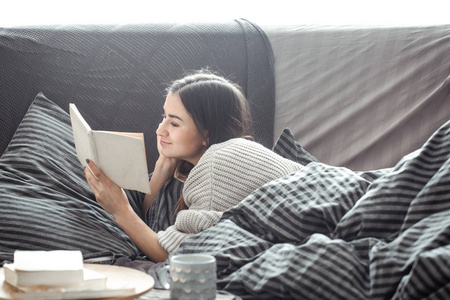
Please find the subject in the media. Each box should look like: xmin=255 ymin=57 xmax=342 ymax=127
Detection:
xmin=70 ymin=103 xmax=150 ymax=194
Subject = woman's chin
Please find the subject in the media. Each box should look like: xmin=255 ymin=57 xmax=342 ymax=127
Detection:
xmin=160 ymin=149 xmax=177 ymax=159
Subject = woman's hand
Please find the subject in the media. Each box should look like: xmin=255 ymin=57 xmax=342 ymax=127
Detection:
xmin=84 ymin=159 xmax=169 ymax=263
xmin=142 ymin=135 xmax=180 ymax=212
xmin=154 ymin=135 xmax=179 ymax=179
xmin=84 ymin=159 xmax=131 ymax=219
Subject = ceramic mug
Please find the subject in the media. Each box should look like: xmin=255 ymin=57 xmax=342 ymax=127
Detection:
xmin=159 ymin=254 xmax=217 ymax=300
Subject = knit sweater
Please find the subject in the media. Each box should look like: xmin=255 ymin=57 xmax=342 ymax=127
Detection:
xmin=157 ymin=138 xmax=304 ymax=253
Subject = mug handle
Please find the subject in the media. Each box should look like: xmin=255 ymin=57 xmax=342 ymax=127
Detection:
xmin=158 ymin=265 xmax=171 ymax=289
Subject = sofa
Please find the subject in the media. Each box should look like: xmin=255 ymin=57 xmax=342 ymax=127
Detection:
xmin=1 ymin=19 xmax=450 ymax=299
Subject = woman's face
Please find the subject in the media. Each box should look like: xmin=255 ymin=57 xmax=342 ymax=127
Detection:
xmin=156 ymin=92 xmax=207 ymax=165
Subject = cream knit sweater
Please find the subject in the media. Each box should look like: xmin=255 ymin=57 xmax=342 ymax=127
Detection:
xmin=157 ymin=138 xmax=304 ymax=253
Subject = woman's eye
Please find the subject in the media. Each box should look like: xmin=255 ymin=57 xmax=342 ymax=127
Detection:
xmin=161 ymin=113 xmax=179 ymax=127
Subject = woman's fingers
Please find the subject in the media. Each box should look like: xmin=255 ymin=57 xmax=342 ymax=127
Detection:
xmin=86 ymin=159 xmax=101 ymax=179
xmin=83 ymin=159 xmax=129 ymax=217
xmin=84 ymin=159 xmax=106 ymax=195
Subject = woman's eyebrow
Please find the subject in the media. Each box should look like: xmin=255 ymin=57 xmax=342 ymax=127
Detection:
xmin=167 ymin=114 xmax=183 ymax=121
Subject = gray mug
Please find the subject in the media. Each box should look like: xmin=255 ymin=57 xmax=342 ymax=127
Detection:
xmin=159 ymin=254 xmax=217 ymax=300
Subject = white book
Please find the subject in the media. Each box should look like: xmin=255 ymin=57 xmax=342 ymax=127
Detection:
xmin=4 ymin=250 xmax=84 ymax=287
xmin=69 ymin=103 xmax=150 ymax=194
xmin=10 ymin=268 xmax=107 ymax=292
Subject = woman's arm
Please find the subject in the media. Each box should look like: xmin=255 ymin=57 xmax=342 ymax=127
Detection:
xmin=114 ymin=205 xmax=169 ymax=262
xmin=85 ymin=159 xmax=169 ymax=262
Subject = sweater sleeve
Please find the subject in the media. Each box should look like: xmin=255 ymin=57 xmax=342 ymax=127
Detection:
xmin=157 ymin=210 xmax=222 ymax=253
xmin=174 ymin=210 xmax=223 ymax=233
xmin=157 ymin=226 xmax=194 ymax=253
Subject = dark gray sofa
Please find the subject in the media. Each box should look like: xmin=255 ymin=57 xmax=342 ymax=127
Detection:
xmin=0 ymin=19 xmax=275 ymax=170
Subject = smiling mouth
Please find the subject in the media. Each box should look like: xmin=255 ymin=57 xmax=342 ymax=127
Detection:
xmin=160 ymin=140 xmax=170 ymax=146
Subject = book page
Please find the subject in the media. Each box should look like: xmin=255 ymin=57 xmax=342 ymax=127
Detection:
xmin=110 ymin=132 xmax=144 ymax=139
xmin=92 ymin=131 xmax=150 ymax=193
xmin=69 ymin=104 xmax=93 ymax=168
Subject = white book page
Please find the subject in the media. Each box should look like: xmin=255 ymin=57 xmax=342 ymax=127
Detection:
xmin=69 ymin=104 xmax=93 ymax=168
xmin=92 ymin=131 xmax=150 ymax=193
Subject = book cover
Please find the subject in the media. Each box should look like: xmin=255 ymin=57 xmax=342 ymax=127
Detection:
xmin=69 ymin=103 xmax=151 ymax=194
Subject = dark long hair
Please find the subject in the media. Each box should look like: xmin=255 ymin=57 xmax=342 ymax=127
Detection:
xmin=167 ymin=69 xmax=253 ymax=210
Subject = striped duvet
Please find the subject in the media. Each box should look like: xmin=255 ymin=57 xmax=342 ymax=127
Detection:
xmin=177 ymin=124 xmax=450 ymax=299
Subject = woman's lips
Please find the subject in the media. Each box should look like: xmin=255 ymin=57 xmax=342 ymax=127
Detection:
xmin=160 ymin=139 xmax=170 ymax=147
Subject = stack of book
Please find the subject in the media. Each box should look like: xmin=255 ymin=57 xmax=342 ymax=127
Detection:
xmin=3 ymin=250 xmax=135 ymax=299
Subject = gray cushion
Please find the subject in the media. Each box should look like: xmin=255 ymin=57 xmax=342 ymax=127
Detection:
xmin=0 ymin=93 xmax=141 ymax=263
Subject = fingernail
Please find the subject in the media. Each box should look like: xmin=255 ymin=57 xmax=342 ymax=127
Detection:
xmin=86 ymin=159 xmax=90 ymax=164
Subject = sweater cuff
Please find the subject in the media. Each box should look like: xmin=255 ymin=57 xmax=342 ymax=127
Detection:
xmin=157 ymin=225 xmax=194 ymax=253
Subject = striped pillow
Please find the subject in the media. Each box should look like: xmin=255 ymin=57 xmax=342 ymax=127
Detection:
xmin=0 ymin=93 xmax=140 ymax=263
xmin=272 ymin=128 xmax=319 ymax=165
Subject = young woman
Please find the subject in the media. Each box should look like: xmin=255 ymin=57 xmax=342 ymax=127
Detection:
xmin=85 ymin=70 xmax=304 ymax=262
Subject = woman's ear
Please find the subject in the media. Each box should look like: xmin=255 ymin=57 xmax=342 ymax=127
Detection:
xmin=202 ymin=132 xmax=209 ymax=147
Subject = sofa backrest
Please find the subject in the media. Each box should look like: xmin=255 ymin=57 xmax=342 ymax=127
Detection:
xmin=0 ymin=19 xmax=275 ymax=170
xmin=265 ymin=24 xmax=450 ymax=170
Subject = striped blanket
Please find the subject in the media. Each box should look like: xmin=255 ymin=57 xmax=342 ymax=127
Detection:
xmin=176 ymin=121 xmax=450 ymax=299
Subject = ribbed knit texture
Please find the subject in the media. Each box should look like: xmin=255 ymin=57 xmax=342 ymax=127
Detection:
xmin=157 ymin=138 xmax=304 ymax=253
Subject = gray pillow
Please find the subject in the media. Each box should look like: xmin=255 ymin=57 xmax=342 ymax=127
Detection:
xmin=272 ymin=128 xmax=320 ymax=165
xmin=0 ymin=93 xmax=141 ymax=263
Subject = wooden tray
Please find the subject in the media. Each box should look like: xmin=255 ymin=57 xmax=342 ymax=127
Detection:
xmin=0 ymin=263 xmax=154 ymax=300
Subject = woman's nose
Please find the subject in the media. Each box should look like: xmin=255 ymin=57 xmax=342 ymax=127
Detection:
xmin=156 ymin=122 xmax=167 ymax=136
